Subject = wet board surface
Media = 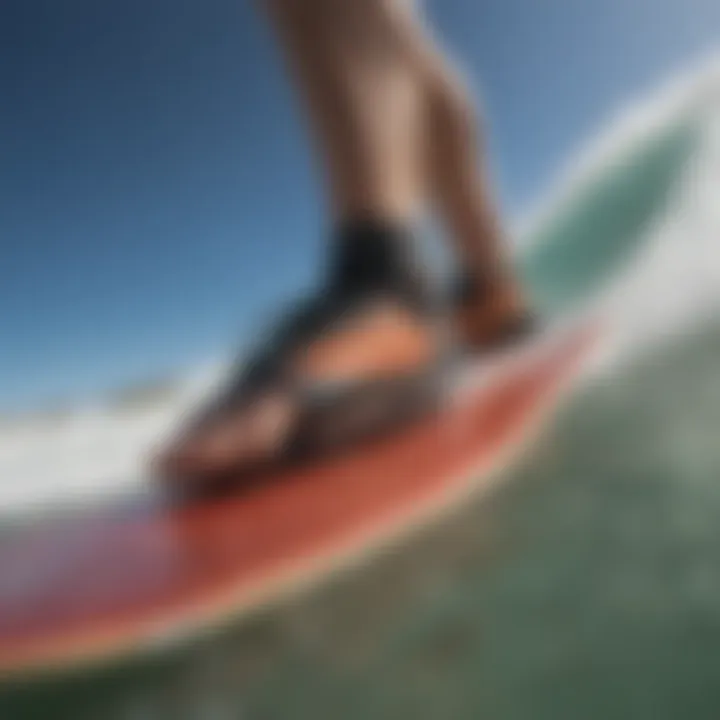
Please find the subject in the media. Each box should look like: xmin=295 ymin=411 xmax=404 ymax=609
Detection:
xmin=0 ymin=323 xmax=598 ymax=679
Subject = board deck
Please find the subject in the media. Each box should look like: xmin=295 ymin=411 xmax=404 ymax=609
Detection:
xmin=0 ymin=323 xmax=598 ymax=679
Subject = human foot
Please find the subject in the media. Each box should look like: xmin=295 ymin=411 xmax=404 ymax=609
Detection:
xmin=451 ymin=273 xmax=536 ymax=352
xmin=155 ymin=220 xmax=447 ymax=489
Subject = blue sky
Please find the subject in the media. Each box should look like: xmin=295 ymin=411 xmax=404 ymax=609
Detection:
xmin=2 ymin=0 xmax=719 ymax=411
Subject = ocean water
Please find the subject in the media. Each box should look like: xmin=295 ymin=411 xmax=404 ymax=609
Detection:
xmin=2 ymin=60 xmax=720 ymax=718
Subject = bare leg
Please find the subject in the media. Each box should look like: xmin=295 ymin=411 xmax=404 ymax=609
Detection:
xmin=156 ymin=0 xmax=526 ymax=486
xmin=360 ymin=1 xmax=528 ymax=343
xmin=262 ymin=0 xmax=428 ymax=221
xmin=266 ymin=0 xmax=525 ymax=343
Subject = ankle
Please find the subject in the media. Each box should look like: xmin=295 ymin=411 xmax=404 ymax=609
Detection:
xmin=453 ymin=269 xmax=523 ymax=310
xmin=328 ymin=218 xmax=436 ymax=313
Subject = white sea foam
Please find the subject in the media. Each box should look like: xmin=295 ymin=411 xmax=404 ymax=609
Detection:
xmin=596 ymin=95 xmax=720 ymax=364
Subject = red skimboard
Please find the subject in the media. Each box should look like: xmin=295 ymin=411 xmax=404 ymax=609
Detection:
xmin=0 ymin=323 xmax=598 ymax=679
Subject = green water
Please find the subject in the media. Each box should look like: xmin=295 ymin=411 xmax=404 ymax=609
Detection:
xmin=521 ymin=117 xmax=697 ymax=312
xmin=5 ymin=321 xmax=720 ymax=719
xmin=2 ymin=111 xmax=717 ymax=719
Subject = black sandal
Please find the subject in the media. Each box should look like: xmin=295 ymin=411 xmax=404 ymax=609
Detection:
xmin=210 ymin=220 xmax=452 ymax=460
